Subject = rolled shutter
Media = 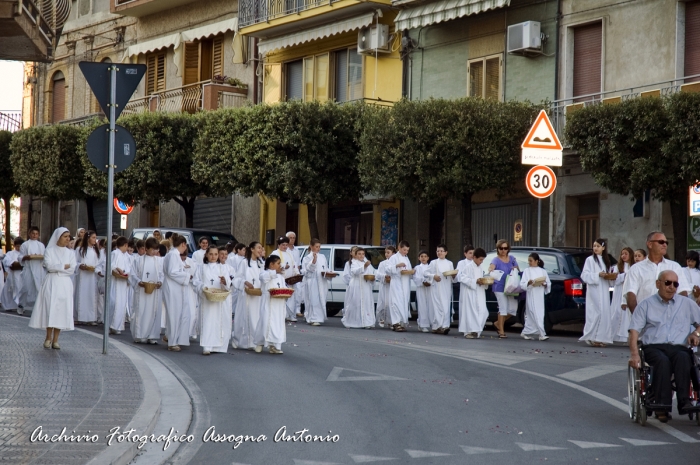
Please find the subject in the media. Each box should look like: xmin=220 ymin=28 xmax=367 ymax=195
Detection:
xmin=685 ymin=1 xmax=700 ymax=82
xmin=52 ymin=77 xmax=66 ymax=123
xmin=286 ymin=59 xmax=303 ymax=101
xmin=156 ymin=54 xmax=166 ymax=91
xmin=573 ymin=22 xmax=602 ymax=100
xmin=184 ymin=42 xmax=200 ymax=85
xmin=335 ymin=50 xmax=348 ymax=102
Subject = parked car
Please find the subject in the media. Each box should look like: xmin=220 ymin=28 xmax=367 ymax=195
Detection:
xmin=450 ymin=246 xmax=591 ymax=333
xmin=299 ymin=244 xmax=416 ymax=317
xmin=128 ymin=228 xmax=237 ymax=257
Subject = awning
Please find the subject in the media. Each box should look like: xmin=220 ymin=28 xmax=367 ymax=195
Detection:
xmin=180 ymin=18 xmax=238 ymax=42
xmin=123 ymin=32 xmax=181 ymax=60
xmin=394 ymin=0 xmax=511 ymax=31
xmin=258 ymin=12 xmax=375 ymax=56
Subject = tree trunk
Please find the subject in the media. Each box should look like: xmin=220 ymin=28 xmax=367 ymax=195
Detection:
xmin=174 ymin=196 xmax=196 ymax=228
xmin=461 ymin=192 xmax=474 ymax=248
xmin=2 ymin=196 xmax=11 ymax=253
xmin=85 ymin=196 xmax=97 ymax=232
xmin=669 ymin=190 xmax=688 ymax=261
xmin=307 ymin=203 xmax=319 ymax=240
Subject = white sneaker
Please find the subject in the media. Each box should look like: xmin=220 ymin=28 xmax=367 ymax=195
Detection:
xmin=539 ymin=336 xmax=549 ymax=341
xmin=254 ymin=345 xmax=263 ymax=353
xmin=378 ymin=321 xmax=385 ymax=328
xmin=421 ymin=328 xmax=429 ymax=333
xmin=311 ymin=322 xmax=320 ymax=326
xmin=521 ymin=334 xmax=534 ymax=340
xmin=202 ymin=350 xmax=211 ymax=355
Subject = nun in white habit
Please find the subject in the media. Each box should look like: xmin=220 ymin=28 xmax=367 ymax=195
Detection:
xmin=28 ymin=227 xmax=76 ymax=349
xmin=195 ymin=246 xmax=232 ymax=355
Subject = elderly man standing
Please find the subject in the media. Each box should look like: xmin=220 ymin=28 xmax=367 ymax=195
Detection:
xmin=628 ymin=270 xmax=700 ymax=423
xmin=287 ymin=231 xmax=305 ymax=319
xmin=625 ymin=231 xmax=690 ymax=313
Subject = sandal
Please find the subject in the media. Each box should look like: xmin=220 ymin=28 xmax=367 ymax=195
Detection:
xmin=498 ymin=333 xmax=508 ymax=339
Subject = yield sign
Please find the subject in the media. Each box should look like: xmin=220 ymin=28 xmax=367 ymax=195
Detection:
xmin=78 ymin=61 xmax=146 ymax=120
xmin=521 ymin=109 xmax=563 ymax=167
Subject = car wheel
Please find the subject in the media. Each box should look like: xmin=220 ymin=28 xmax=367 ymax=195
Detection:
xmin=326 ymin=305 xmax=340 ymax=318
xmin=544 ymin=316 xmax=553 ymax=334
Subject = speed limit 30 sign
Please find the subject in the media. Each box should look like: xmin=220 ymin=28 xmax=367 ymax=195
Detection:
xmin=526 ymin=165 xmax=557 ymax=199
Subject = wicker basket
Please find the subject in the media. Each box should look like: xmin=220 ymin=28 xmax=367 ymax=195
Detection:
xmin=285 ymin=275 xmax=303 ymax=286
xmin=82 ymin=265 xmax=96 ymax=272
xmin=323 ymin=272 xmax=338 ymax=278
xmin=363 ymin=274 xmax=376 ymax=282
xmin=480 ymin=276 xmax=495 ymax=285
xmin=245 ymin=288 xmax=262 ymax=296
xmin=29 ymin=254 xmax=44 ymax=261
xmin=602 ymin=272 xmax=618 ymax=281
xmin=204 ymin=287 xmax=231 ymax=302
xmin=139 ymin=281 xmax=158 ymax=294
xmin=532 ymin=276 xmax=546 ymax=287
xmin=443 ymin=269 xmax=458 ymax=277
xmin=270 ymin=288 xmax=295 ymax=299
xmin=400 ymin=269 xmax=415 ymax=276
xmin=112 ymin=270 xmax=128 ymax=280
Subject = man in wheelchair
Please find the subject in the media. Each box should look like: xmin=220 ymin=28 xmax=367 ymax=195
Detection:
xmin=628 ymin=270 xmax=700 ymax=423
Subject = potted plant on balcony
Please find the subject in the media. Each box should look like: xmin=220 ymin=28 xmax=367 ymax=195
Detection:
xmin=224 ymin=77 xmax=248 ymax=90
xmin=212 ymin=74 xmax=227 ymax=84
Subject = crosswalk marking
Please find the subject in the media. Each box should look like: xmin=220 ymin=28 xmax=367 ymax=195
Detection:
xmin=326 ymin=367 xmax=407 ymax=382
xmin=516 ymin=442 xmax=567 ymax=451
xmin=404 ymin=450 xmax=452 ymax=458
xmin=349 ymin=455 xmax=398 ymax=463
xmin=568 ymin=440 xmax=622 ymax=449
xmin=619 ymin=438 xmax=673 ymax=446
xmin=460 ymin=446 xmax=507 ymax=455
xmin=557 ymin=365 xmax=626 ymax=382
xmin=293 ymin=460 xmax=343 ymax=465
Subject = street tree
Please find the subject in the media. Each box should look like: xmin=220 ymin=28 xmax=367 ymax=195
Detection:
xmin=0 ymin=130 xmax=19 ymax=251
xmin=358 ymin=98 xmax=538 ymax=247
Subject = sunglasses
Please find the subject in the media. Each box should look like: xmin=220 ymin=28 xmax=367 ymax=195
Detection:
xmin=662 ymin=280 xmax=679 ymax=288
xmin=650 ymin=240 xmax=669 ymax=245
xmin=498 ymin=247 xmax=510 ymax=250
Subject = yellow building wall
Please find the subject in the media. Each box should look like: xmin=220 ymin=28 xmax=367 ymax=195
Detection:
xmin=298 ymin=204 xmax=311 ymax=245
xmin=259 ymin=196 xmax=280 ymax=255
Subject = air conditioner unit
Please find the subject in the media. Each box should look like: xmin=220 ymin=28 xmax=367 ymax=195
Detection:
xmin=507 ymin=21 xmax=542 ymax=55
xmin=358 ymin=24 xmax=390 ymax=55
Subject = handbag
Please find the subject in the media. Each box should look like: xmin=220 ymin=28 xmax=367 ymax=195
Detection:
xmin=504 ymin=269 xmax=522 ymax=296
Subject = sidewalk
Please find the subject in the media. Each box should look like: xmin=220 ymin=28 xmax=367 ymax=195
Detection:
xmin=0 ymin=312 xmax=163 ymax=465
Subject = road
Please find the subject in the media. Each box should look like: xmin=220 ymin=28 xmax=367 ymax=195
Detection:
xmin=83 ymin=318 xmax=699 ymax=465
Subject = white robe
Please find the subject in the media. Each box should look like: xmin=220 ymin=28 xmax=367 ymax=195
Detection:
xmin=342 ymin=259 xmax=376 ymax=328
xmin=18 ymin=239 xmax=46 ymax=312
xmin=1 ymin=250 xmax=22 ymax=310
xmin=226 ymin=254 xmax=244 ymax=316
xmin=520 ymin=267 xmax=551 ymax=337
xmin=288 ymin=245 xmax=304 ymax=312
xmin=253 ymin=271 xmax=287 ymax=350
xmin=125 ymin=253 xmax=137 ymax=320
xmin=130 ymin=255 xmax=164 ymax=341
xmin=196 ymin=262 xmax=232 ymax=352
xmin=29 ymin=245 xmax=76 ymax=330
xmin=610 ymin=263 xmax=630 ymax=343
xmin=232 ymin=257 xmax=264 ymax=349
xmin=579 ymin=255 xmax=613 ymax=344
xmin=95 ymin=250 xmax=106 ymax=323
xmin=73 ymin=247 xmax=100 ymax=322
xmin=426 ymin=258 xmax=454 ymax=330
xmin=162 ymin=249 xmax=192 ymax=347
xmin=386 ymin=253 xmax=412 ymax=327
xmin=458 ymin=260 xmax=489 ymax=336
xmin=412 ymin=263 xmax=432 ymax=330
xmin=271 ymin=248 xmax=300 ymax=321
xmin=302 ymin=252 xmax=331 ymax=324
xmin=109 ymin=249 xmax=132 ymax=331
xmin=183 ymin=257 xmax=198 ymax=338
xmin=375 ymin=260 xmax=391 ymax=324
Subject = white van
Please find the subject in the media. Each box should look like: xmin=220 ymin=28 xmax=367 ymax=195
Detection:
xmin=298 ymin=244 xmax=416 ymax=317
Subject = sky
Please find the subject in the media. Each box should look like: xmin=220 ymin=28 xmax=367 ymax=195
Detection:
xmin=0 ymin=60 xmax=25 ymax=111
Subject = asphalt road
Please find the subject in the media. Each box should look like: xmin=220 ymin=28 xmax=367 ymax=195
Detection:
xmin=83 ymin=318 xmax=699 ymax=465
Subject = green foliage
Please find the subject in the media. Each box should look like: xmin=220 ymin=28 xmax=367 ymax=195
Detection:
xmin=10 ymin=124 xmax=84 ymax=200
xmin=0 ymin=131 xmax=18 ymax=201
xmin=77 ymin=117 xmax=108 ymax=199
xmin=663 ymin=92 xmax=700 ymax=194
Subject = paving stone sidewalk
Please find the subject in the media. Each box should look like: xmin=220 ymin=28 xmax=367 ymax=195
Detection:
xmin=0 ymin=313 xmax=144 ymax=465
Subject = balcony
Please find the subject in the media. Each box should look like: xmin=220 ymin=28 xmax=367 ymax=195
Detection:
xmin=111 ymin=0 xmax=199 ymax=18
xmin=122 ymin=81 xmax=249 ymax=115
xmin=0 ymin=110 xmax=22 ymax=132
xmin=0 ymin=0 xmax=65 ymax=61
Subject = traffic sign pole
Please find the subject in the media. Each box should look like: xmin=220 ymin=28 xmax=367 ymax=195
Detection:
xmin=102 ymin=64 xmax=117 ymax=355
xmin=537 ymin=199 xmax=542 ymax=247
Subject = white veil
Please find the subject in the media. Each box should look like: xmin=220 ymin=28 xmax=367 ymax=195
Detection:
xmin=46 ymin=227 xmax=70 ymax=250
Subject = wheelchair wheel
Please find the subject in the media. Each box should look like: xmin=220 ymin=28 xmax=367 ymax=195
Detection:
xmin=628 ymin=366 xmax=637 ymax=420
xmin=697 ymin=411 xmax=700 ymax=426
xmin=638 ymin=401 xmax=647 ymax=426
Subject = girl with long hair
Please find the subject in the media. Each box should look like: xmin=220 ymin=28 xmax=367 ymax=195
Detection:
xmin=580 ymin=238 xmax=614 ymax=347
xmin=232 ymin=241 xmax=265 ymax=349
xmin=520 ymin=253 xmax=551 ymax=341
xmin=74 ymin=230 xmax=100 ymax=325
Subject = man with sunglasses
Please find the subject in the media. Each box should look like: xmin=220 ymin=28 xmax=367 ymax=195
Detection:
xmin=625 ymin=231 xmax=691 ymax=313
xmin=628 ymin=270 xmax=700 ymax=422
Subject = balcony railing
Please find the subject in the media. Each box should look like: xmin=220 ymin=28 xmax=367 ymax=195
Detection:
xmin=122 ymin=82 xmax=204 ymax=116
xmin=239 ymin=0 xmax=329 ymax=27
xmin=549 ymin=74 xmax=700 ymax=148
xmin=0 ymin=111 xmax=22 ymax=132
xmin=218 ymin=91 xmax=250 ymax=109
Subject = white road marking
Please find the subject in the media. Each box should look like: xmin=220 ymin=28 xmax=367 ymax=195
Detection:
xmin=515 ymin=443 xmax=567 ymax=451
xmin=326 ymin=367 xmax=407 ymax=382
xmin=619 ymin=438 xmax=673 ymax=446
xmin=404 ymin=450 xmax=452 ymax=458
xmin=231 ymin=463 xmax=252 ymax=465
xmin=557 ymin=365 xmax=626 ymax=382
xmin=459 ymin=446 xmax=507 ymax=455
xmin=293 ymin=461 xmax=343 ymax=465
xmin=349 ymin=455 xmax=398 ymax=463
xmin=568 ymin=440 xmax=622 ymax=449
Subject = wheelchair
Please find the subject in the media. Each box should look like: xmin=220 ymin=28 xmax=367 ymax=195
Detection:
xmin=628 ymin=346 xmax=700 ymax=426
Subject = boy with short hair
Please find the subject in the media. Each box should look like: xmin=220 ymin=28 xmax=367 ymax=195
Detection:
xmin=109 ymin=236 xmax=131 ymax=335
xmin=427 ymin=244 xmax=454 ymax=335
xmin=386 ymin=241 xmax=412 ymax=332
xmin=413 ymin=250 xmax=432 ymax=332
xmin=375 ymin=246 xmax=396 ymax=328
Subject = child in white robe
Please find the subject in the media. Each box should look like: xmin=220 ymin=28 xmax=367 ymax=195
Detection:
xmin=270 ymin=236 xmax=300 ymax=323
xmin=226 ymin=243 xmax=245 ymax=318
xmin=74 ymin=231 xmax=100 ymax=325
xmin=95 ymin=240 xmax=106 ymax=324
xmin=520 ymin=253 xmax=552 ymax=341
xmin=386 ymin=241 xmax=412 ymax=332
xmin=579 ymin=238 xmax=614 ymax=347
xmin=342 ymin=248 xmax=376 ymax=329
xmin=254 ymin=255 xmax=288 ymax=354
xmin=232 ymin=242 xmax=265 ymax=349
xmin=18 ymin=227 xmax=46 ymax=315
xmin=375 ymin=246 xmax=395 ymax=328
xmin=130 ymin=238 xmax=164 ymax=344
xmin=412 ymin=250 xmax=432 ymax=333
xmin=125 ymin=239 xmax=136 ymax=322
xmin=458 ymin=247 xmax=489 ymax=338
xmin=610 ymin=247 xmax=633 ymax=343
xmin=426 ymin=244 xmax=454 ymax=335
xmin=302 ymin=239 xmax=333 ymax=326
xmin=109 ymin=237 xmax=131 ymax=334
xmin=196 ymin=246 xmax=232 ymax=355
xmin=162 ymin=235 xmax=192 ymax=351
xmin=0 ymin=237 xmax=23 ymax=311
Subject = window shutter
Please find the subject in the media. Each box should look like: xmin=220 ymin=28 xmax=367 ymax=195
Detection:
xmin=184 ymin=42 xmax=200 ymax=85
xmin=52 ymin=77 xmax=66 ymax=123
xmin=315 ymin=53 xmax=329 ymax=102
xmin=303 ymin=57 xmax=314 ymax=102
xmin=685 ymin=1 xmax=700 ymax=82
xmin=263 ymin=62 xmax=282 ymax=103
xmin=156 ymin=53 xmax=166 ymax=92
xmin=212 ymin=36 xmax=224 ymax=78
xmin=285 ymin=59 xmax=303 ymax=100
xmin=147 ymin=55 xmax=156 ymax=94
xmin=468 ymin=60 xmax=483 ymax=98
xmin=573 ymin=22 xmax=602 ymax=100
xmin=485 ymin=56 xmax=500 ymax=100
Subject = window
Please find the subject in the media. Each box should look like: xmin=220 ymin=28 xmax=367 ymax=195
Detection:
xmin=334 ymin=49 xmax=363 ymax=102
xmin=468 ymin=54 xmax=501 ymax=100
xmin=686 ymin=1 xmax=700 ymax=82
xmin=146 ymin=52 xmax=166 ymax=94
xmin=572 ymin=22 xmax=602 ymax=101
xmin=285 ymin=48 xmax=362 ymax=102
xmin=183 ymin=35 xmax=224 ymax=85
xmin=285 ymin=59 xmax=303 ymax=100
xmin=51 ymin=71 xmax=65 ymax=123
xmin=303 ymin=53 xmax=329 ymax=102
xmin=577 ymin=196 xmax=599 ymax=248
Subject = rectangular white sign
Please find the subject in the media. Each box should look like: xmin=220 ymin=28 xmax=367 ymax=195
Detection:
xmin=120 ymin=214 xmax=127 ymax=229
xmin=522 ymin=148 xmax=563 ymax=167
xmin=690 ymin=185 xmax=700 ymax=217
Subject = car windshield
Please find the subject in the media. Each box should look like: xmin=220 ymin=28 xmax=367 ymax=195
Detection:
xmin=480 ymin=251 xmax=561 ymax=275
xmin=333 ymin=247 xmax=386 ymax=271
